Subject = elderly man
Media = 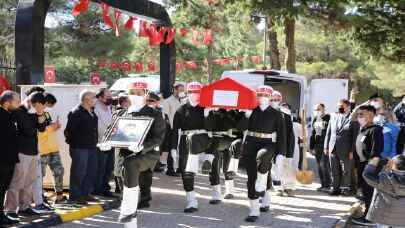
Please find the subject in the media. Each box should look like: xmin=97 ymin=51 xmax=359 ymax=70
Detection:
xmin=94 ymin=88 xmax=114 ymax=197
xmin=64 ymin=90 xmax=98 ymax=205
xmin=0 ymin=91 xmax=20 ymax=226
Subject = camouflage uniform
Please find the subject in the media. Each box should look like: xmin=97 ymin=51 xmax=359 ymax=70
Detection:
xmin=40 ymin=152 xmax=64 ymax=193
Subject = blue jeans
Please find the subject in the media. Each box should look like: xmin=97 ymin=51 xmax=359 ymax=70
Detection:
xmin=69 ymin=148 xmax=98 ymax=200
xmin=95 ymin=149 xmax=114 ymax=194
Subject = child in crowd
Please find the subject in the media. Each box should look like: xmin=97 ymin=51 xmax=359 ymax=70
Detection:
xmin=363 ymin=155 xmax=405 ymax=228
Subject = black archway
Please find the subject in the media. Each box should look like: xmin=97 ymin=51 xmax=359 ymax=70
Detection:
xmin=15 ymin=0 xmax=176 ymax=98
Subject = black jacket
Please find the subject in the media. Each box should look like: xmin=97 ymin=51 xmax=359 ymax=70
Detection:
xmin=14 ymin=106 xmax=47 ymax=155
xmin=310 ymin=114 xmax=330 ymax=150
xmin=171 ymin=103 xmax=206 ymax=150
xmin=282 ymin=113 xmax=295 ymax=158
xmin=205 ymin=109 xmax=246 ymax=137
xmin=64 ymin=105 xmax=98 ymax=149
xmin=246 ymin=106 xmax=287 ymax=156
xmin=356 ymin=124 xmax=384 ymax=161
xmin=0 ymin=107 xmax=19 ymax=164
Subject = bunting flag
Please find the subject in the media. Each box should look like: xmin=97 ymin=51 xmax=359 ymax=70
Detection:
xmin=121 ymin=61 xmax=131 ymax=72
xmin=124 ymin=16 xmax=136 ymax=31
xmin=72 ymin=0 xmax=89 ymax=17
xmin=101 ymin=2 xmax=114 ymax=28
xmin=185 ymin=61 xmax=198 ymax=70
xmin=203 ymin=29 xmax=213 ymax=45
xmin=90 ymin=72 xmax=101 ymax=85
xmin=0 ymin=75 xmax=11 ymax=95
xmin=114 ymin=9 xmax=122 ymax=37
xmin=180 ymin=28 xmax=189 ymax=37
xmin=139 ymin=20 xmax=150 ymax=37
xmin=98 ymin=60 xmax=106 ymax=69
xmin=250 ymin=56 xmax=261 ymax=64
xmin=109 ymin=62 xmax=119 ymax=70
xmin=147 ymin=62 xmax=156 ymax=72
xmin=165 ymin=27 xmax=176 ymax=44
xmin=134 ymin=62 xmax=143 ymax=72
xmin=191 ymin=29 xmax=200 ymax=45
xmin=175 ymin=62 xmax=183 ymax=72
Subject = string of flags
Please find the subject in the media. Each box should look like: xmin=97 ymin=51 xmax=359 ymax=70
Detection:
xmin=72 ymin=0 xmax=214 ymax=46
xmin=97 ymin=55 xmax=263 ymax=73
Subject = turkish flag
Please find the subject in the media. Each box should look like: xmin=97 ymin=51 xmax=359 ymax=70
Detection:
xmin=165 ymin=27 xmax=176 ymax=44
xmin=180 ymin=28 xmax=189 ymax=37
xmin=44 ymin=66 xmax=56 ymax=83
xmin=121 ymin=61 xmax=131 ymax=72
xmin=134 ymin=62 xmax=143 ymax=72
xmin=72 ymin=0 xmax=89 ymax=17
xmin=139 ymin=20 xmax=150 ymax=37
xmin=185 ymin=61 xmax=198 ymax=70
xmin=147 ymin=62 xmax=156 ymax=72
xmin=203 ymin=29 xmax=213 ymax=45
xmin=110 ymin=62 xmax=119 ymax=70
xmin=124 ymin=16 xmax=136 ymax=31
xmin=90 ymin=72 xmax=101 ymax=85
xmin=0 ymin=75 xmax=11 ymax=95
xmin=192 ymin=29 xmax=200 ymax=45
xmin=101 ymin=2 xmax=113 ymax=29
xmin=250 ymin=56 xmax=261 ymax=64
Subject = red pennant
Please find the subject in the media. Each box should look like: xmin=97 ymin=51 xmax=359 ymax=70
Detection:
xmin=180 ymin=28 xmax=189 ymax=37
xmin=90 ymin=72 xmax=101 ymax=85
xmin=213 ymin=59 xmax=222 ymax=65
xmin=121 ymin=61 xmax=131 ymax=72
xmin=114 ymin=9 xmax=122 ymax=37
xmin=72 ymin=0 xmax=89 ymax=17
xmin=139 ymin=20 xmax=150 ymax=37
xmin=165 ymin=27 xmax=176 ymax=44
xmin=0 ymin=75 xmax=11 ymax=95
xmin=44 ymin=66 xmax=56 ymax=83
xmin=203 ymin=29 xmax=213 ymax=45
xmin=175 ymin=62 xmax=183 ymax=72
xmin=250 ymin=56 xmax=261 ymax=64
xmin=109 ymin=62 xmax=119 ymax=70
xmin=185 ymin=61 xmax=198 ymax=70
xmin=220 ymin=58 xmax=231 ymax=65
xmin=98 ymin=60 xmax=106 ymax=69
xmin=192 ymin=29 xmax=200 ymax=45
xmin=101 ymin=3 xmax=113 ymax=29
xmin=124 ymin=16 xmax=136 ymax=31
xmin=134 ymin=62 xmax=143 ymax=72
xmin=147 ymin=62 xmax=156 ymax=72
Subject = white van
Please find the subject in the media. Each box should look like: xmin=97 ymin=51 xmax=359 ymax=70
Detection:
xmin=221 ymin=70 xmax=307 ymax=119
xmin=110 ymin=74 xmax=160 ymax=95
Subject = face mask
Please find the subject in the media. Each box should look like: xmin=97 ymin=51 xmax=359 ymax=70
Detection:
xmin=374 ymin=114 xmax=385 ymax=125
xmin=281 ymin=107 xmax=291 ymax=115
xmin=104 ymin=98 xmax=113 ymax=106
xmin=370 ymin=101 xmax=382 ymax=109
xmin=271 ymin=101 xmax=280 ymax=110
xmin=188 ymin=93 xmax=200 ymax=107
xmin=178 ymin=92 xmax=186 ymax=98
xmin=358 ymin=117 xmax=367 ymax=127
xmin=259 ymin=97 xmax=270 ymax=111
xmin=338 ymin=107 xmax=345 ymax=114
xmin=128 ymin=95 xmax=145 ymax=111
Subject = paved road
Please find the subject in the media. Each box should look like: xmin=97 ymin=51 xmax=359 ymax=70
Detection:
xmin=57 ymin=155 xmax=355 ymax=228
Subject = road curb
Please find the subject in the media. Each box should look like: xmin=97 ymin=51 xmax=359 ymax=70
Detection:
xmin=19 ymin=198 xmax=120 ymax=228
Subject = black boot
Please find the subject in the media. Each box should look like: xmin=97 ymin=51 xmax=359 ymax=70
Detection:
xmin=0 ymin=212 xmax=19 ymax=225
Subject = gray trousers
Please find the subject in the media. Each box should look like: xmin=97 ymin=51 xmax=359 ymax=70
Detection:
xmin=330 ymin=150 xmax=353 ymax=191
xmin=5 ymin=153 xmax=38 ymax=213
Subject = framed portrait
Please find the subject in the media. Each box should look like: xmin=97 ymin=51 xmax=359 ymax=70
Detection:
xmin=104 ymin=116 xmax=154 ymax=148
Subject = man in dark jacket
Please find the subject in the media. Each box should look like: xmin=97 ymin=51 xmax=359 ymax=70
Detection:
xmin=394 ymin=96 xmax=405 ymax=154
xmin=0 ymin=91 xmax=20 ymax=225
xmin=5 ymin=92 xmax=47 ymax=218
xmin=351 ymin=105 xmax=384 ymax=226
xmin=324 ymin=99 xmax=358 ymax=196
xmin=64 ymin=90 xmax=98 ymax=204
xmin=310 ymin=103 xmax=331 ymax=192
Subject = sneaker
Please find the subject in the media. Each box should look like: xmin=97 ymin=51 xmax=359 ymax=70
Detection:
xmin=351 ymin=216 xmax=376 ymax=226
xmin=34 ymin=204 xmax=54 ymax=213
xmin=19 ymin=207 xmax=40 ymax=216
xmin=55 ymin=195 xmax=68 ymax=204
xmin=0 ymin=212 xmax=19 ymax=225
xmin=6 ymin=212 xmax=18 ymax=220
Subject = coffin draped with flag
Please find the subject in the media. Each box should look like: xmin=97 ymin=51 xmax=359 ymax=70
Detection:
xmin=200 ymin=77 xmax=257 ymax=109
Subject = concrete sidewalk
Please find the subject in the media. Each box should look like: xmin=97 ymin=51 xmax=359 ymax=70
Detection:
xmin=57 ymin=172 xmax=356 ymax=228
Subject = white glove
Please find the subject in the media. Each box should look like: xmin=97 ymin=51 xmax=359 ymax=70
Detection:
xmin=128 ymin=143 xmax=144 ymax=153
xmin=170 ymin=149 xmax=177 ymax=159
xmin=242 ymin=109 xmax=252 ymax=118
xmin=204 ymin=108 xmax=211 ymax=117
xmin=276 ymin=154 xmax=285 ymax=164
xmin=208 ymin=132 xmax=213 ymax=138
xmin=98 ymin=143 xmax=112 ymax=151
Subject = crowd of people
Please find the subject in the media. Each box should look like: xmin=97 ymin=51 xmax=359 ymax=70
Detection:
xmin=0 ymin=81 xmax=404 ymax=228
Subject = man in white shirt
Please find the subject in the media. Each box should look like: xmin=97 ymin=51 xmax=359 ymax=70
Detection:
xmin=94 ymin=88 xmax=114 ymax=197
xmin=162 ymin=83 xmax=186 ymax=176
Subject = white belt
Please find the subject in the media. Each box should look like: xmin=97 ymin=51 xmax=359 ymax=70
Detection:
xmin=210 ymin=129 xmax=237 ymax=138
xmin=246 ymin=131 xmax=277 ymax=141
xmin=182 ymin=129 xmax=207 ymax=135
